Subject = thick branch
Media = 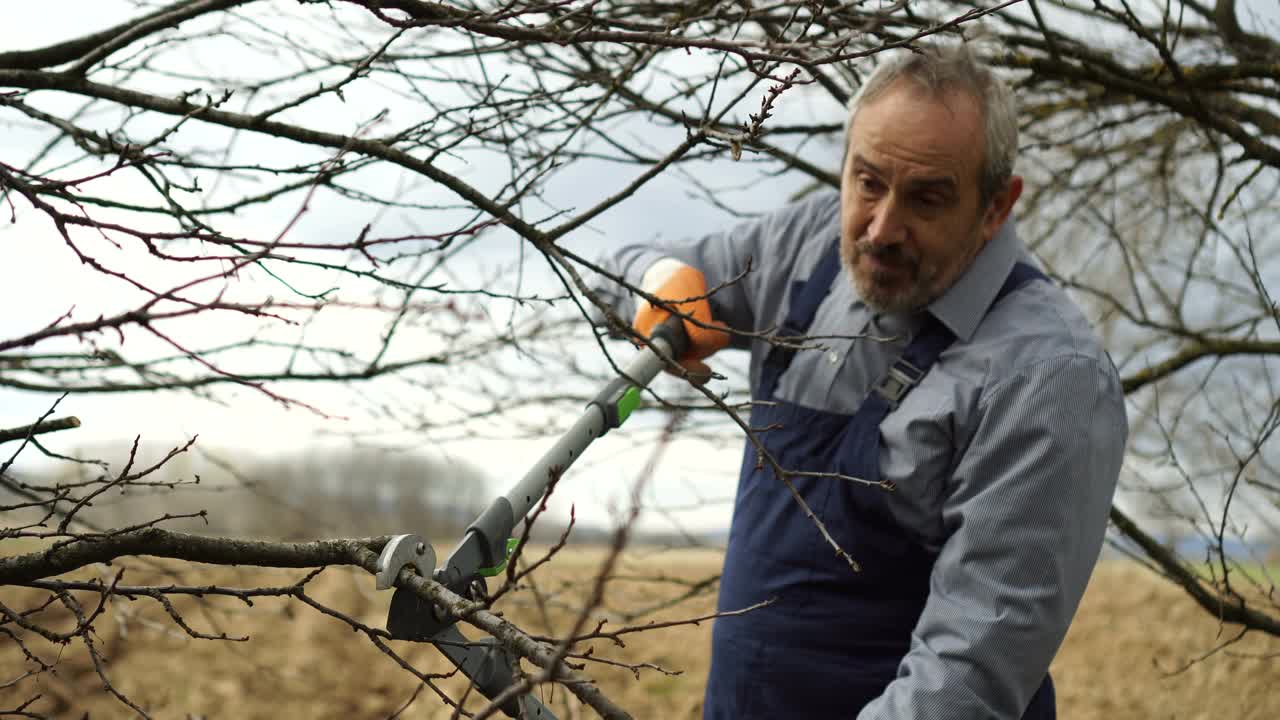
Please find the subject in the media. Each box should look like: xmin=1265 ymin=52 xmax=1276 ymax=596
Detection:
xmin=1213 ymin=0 xmax=1280 ymax=59
xmin=1110 ymin=506 xmax=1280 ymax=635
xmin=0 ymin=416 xmax=80 ymax=444
xmin=1121 ymin=339 xmax=1280 ymax=394
xmin=0 ymin=530 xmax=634 ymax=716
xmin=0 ymin=0 xmax=257 ymax=72
xmin=0 ymin=529 xmax=387 ymax=585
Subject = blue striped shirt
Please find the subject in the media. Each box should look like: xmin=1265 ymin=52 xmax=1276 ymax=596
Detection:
xmin=603 ymin=189 xmax=1128 ymax=719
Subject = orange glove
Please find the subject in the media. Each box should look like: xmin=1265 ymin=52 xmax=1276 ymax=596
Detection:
xmin=633 ymin=260 xmax=731 ymax=382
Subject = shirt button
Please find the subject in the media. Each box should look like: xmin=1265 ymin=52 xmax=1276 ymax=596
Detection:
xmin=828 ymin=350 xmax=839 ymax=365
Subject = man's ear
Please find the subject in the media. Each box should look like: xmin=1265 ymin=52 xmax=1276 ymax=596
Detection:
xmin=982 ymin=175 xmax=1023 ymax=240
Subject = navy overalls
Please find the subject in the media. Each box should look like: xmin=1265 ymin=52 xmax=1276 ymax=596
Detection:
xmin=704 ymin=238 xmax=1056 ymax=719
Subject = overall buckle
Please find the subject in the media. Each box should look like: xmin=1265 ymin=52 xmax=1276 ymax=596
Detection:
xmin=874 ymin=359 xmax=924 ymax=409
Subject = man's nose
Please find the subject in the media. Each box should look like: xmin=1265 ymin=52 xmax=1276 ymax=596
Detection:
xmin=865 ymin=196 xmax=906 ymax=246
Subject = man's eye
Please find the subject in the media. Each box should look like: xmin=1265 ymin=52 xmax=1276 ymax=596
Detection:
xmin=917 ymin=193 xmax=946 ymax=208
xmin=858 ymin=177 xmax=883 ymax=194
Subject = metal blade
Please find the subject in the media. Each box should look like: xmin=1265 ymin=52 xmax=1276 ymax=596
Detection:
xmin=386 ymin=585 xmax=441 ymax=641
xmin=432 ymin=625 xmax=558 ymax=719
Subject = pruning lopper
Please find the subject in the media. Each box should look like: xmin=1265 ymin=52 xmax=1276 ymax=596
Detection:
xmin=373 ymin=318 xmax=690 ymax=719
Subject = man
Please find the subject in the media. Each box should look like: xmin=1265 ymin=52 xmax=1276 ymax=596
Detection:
xmin=602 ymin=42 xmax=1127 ymax=718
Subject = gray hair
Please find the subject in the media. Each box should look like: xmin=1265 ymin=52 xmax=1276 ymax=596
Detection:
xmin=845 ymin=41 xmax=1018 ymax=208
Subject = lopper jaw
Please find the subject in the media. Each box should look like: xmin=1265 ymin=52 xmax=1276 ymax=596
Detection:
xmin=377 ymin=519 xmax=550 ymax=719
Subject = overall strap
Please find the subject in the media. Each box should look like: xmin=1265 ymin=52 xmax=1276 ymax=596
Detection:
xmin=860 ymin=260 xmax=1049 ymax=423
xmin=758 ymin=238 xmax=842 ymax=399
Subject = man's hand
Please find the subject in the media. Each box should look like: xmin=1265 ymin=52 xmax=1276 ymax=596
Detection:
xmin=633 ymin=259 xmax=730 ymax=383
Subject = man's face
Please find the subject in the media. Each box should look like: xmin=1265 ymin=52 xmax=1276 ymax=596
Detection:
xmin=839 ymin=82 xmax=1021 ymax=313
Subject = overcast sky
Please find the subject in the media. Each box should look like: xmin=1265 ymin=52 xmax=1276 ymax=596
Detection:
xmin=3 ymin=1 xmax=1277 ymax=539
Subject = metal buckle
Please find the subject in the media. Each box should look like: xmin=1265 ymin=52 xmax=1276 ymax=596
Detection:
xmin=874 ymin=359 xmax=924 ymax=408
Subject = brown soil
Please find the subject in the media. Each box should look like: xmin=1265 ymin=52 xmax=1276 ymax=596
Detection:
xmin=2 ymin=548 xmax=1277 ymax=719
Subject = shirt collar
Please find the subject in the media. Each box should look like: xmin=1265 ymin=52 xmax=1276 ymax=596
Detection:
xmin=924 ymin=218 xmax=1019 ymax=342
